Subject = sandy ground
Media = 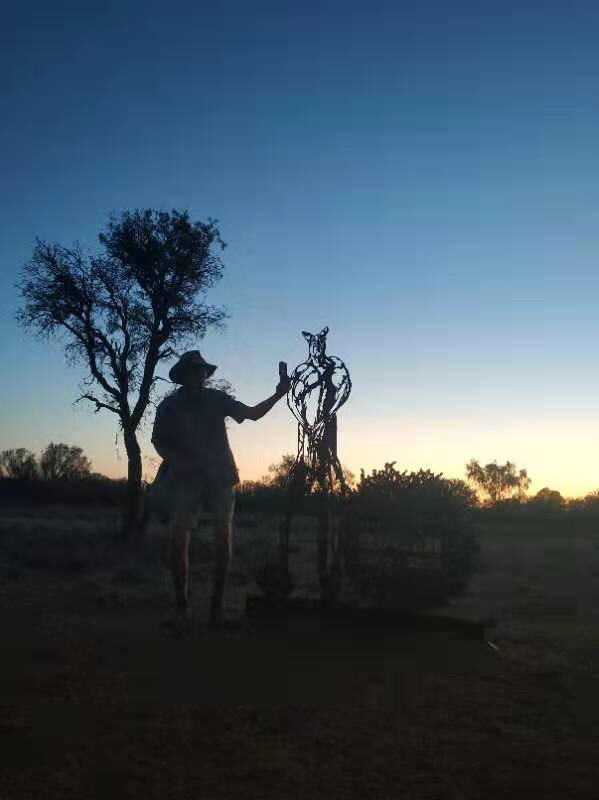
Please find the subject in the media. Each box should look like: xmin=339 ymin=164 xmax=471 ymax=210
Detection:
xmin=0 ymin=507 xmax=598 ymax=798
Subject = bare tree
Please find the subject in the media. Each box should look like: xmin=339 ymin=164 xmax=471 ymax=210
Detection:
xmin=17 ymin=209 xmax=227 ymax=537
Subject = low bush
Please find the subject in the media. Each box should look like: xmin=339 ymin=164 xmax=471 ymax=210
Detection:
xmin=343 ymin=463 xmax=478 ymax=610
xmin=253 ymin=559 xmax=295 ymax=602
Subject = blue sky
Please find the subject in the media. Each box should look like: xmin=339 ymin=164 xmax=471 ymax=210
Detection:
xmin=2 ymin=0 xmax=599 ymax=495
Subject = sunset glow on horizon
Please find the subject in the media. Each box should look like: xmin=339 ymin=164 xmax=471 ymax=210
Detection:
xmin=83 ymin=410 xmax=599 ymax=501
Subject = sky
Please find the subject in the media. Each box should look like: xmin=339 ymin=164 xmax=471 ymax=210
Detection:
xmin=1 ymin=0 xmax=599 ymax=497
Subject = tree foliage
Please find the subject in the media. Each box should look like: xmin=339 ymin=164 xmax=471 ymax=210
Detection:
xmin=18 ymin=209 xmax=226 ymax=422
xmin=40 ymin=442 xmax=92 ymax=480
xmin=265 ymin=454 xmax=298 ymax=489
xmin=0 ymin=448 xmax=38 ymax=479
xmin=528 ymin=487 xmax=565 ymax=513
xmin=566 ymin=490 xmax=599 ymax=517
xmin=265 ymin=453 xmax=355 ymax=494
xmin=0 ymin=443 xmax=93 ymax=481
xmin=349 ymin=462 xmax=476 ymax=539
xmin=465 ymin=459 xmax=531 ymax=504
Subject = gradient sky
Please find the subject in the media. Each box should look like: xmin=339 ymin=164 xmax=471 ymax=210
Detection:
xmin=2 ymin=0 xmax=599 ymax=496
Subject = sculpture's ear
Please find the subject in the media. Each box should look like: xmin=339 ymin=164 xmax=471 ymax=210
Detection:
xmin=320 ymin=326 xmax=329 ymax=337
xmin=302 ymin=331 xmax=312 ymax=341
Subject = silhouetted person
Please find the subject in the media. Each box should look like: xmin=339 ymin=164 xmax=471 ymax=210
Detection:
xmin=149 ymin=350 xmax=290 ymax=628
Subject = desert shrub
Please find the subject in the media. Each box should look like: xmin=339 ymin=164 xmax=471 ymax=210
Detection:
xmin=233 ymin=523 xmax=295 ymax=601
xmin=343 ymin=463 xmax=478 ymax=610
xmin=235 ymin=480 xmax=320 ymax=516
xmin=235 ymin=481 xmax=287 ymax=515
xmin=565 ymin=491 xmax=599 ymax=526
xmin=527 ymin=488 xmax=565 ymax=514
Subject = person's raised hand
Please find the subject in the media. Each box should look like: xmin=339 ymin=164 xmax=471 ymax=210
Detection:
xmin=276 ymin=375 xmax=291 ymax=397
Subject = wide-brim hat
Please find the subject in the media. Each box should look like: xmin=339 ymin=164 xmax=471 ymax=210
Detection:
xmin=169 ymin=350 xmax=217 ymax=384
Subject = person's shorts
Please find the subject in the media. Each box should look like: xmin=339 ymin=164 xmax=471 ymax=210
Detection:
xmin=148 ymin=462 xmax=236 ymax=528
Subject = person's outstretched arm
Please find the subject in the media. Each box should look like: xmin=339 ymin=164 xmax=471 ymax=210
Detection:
xmin=237 ymin=376 xmax=290 ymax=422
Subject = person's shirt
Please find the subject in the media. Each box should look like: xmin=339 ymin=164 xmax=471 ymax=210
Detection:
xmin=152 ymin=385 xmax=247 ymax=485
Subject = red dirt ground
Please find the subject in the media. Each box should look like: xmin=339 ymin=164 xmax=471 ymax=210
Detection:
xmin=1 ymin=576 xmax=598 ymax=800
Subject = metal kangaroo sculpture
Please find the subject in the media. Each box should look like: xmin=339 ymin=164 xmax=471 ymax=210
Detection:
xmin=288 ymin=327 xmax=351 ymax=488
xmin=280 ymin=326 xmax=352 ymax=604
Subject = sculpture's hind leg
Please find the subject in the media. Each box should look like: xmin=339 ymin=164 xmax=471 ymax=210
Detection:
xmin=317 ymin=497 xmax=331 ymax=604
xmin=279 ymin=455 xmax=309 ymax=592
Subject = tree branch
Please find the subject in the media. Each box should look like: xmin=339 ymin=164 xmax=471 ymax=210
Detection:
xmin=62 ymin=318 xmax=121 ymax=402
xmin=76 ymin=394 xmax=120 ymax=415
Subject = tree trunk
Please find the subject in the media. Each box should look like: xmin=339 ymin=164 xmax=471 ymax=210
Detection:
xmin=120 ymin=426 xmax=144 ymax=540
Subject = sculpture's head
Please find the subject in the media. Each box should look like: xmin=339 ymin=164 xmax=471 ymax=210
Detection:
xmin=302 ymin=326 xmax=329 ymax=360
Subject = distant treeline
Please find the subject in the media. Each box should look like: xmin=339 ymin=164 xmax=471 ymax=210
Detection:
xmin=0 ymin=444 xmax=92 ymax=481
xmin=475 ymin=493 xmax=599 ymax=521
xmin=0 ymin=475 xmax=306 ymax=512
xmin=0 ymin=475 xmax=129 ymax=506
xmin=3 ymin=475 xmax=597 ymax=517
xmin=2 ymin=449 xmax=599 ymax=520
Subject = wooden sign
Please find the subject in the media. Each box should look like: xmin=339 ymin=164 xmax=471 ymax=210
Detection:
xmin=349 ymin=537 xmax=443 ymax=572
xmin=344 ymin=535 xmax=449 ymax=611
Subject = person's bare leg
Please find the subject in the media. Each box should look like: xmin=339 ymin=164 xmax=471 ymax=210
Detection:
xmin=169 ymin=523 xmax=191 ymax=615
xmin=210 ymin=518 xmax=232 ymax=625
xmin=210 ymin=490 xmax=235 ymax=625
